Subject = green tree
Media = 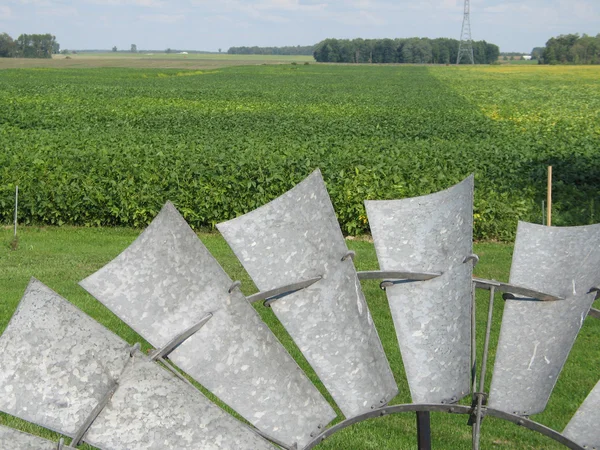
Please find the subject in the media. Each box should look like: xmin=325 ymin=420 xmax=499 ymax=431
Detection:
xmin=130 ymin=44 xmax=137 ymax=53
xmin=0 ymin=32 xmax=15 ymax=57
xmin=531 ymin=47 xmax=544 ymax=60
xmin=14 ymin=34 xmax=57 ymax=58
xmin=112 ymin=46 xmax=117 ymax=52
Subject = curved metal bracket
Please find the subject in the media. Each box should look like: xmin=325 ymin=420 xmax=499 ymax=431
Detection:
xmin=244 ymin=276 xmax=323 ymax=306
xmin=341 ymin=251 xmax=356 ymax=262
xmin=464 ymin=254 xmax=480 ymax=267
xmin=129 ymin=342 xmax=141 ymax=357
xmin=302 ymin=404 xmax=585 ymax=450
xmin=150 ymin=313 xmax=214 ymax=361
xmin=588 ymin=286 xmax=600 ymax=300
xmin=473 ymin=278 xmax=563 ymax=302
xmin=228 ymin=280 xmax=242 ymax=293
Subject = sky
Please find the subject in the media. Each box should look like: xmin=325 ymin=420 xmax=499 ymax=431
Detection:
xmin=1 ymin=0 xmax=599 ymax=53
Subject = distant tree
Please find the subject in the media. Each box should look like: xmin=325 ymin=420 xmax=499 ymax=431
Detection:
xmin=228 ymin=45 xmax=315 ymax=56
xmin=539 ymin=33 xmax=597 ymax=64
xmin=13 ymin=34 xmax=58 ymax=58
xmin=313 ymin=37 xmax=497 ymax=64
xmin=218 ymin=48 xmax=222 ymax=53
xmin=60 ymin=49 xmax=69 ymax=55
xmin=165 ymin=48 xmax=172 ymax=54
xmin=130 ymin=44 xmax=137 ymax=53
xmin=531 ymin=47 xmax=544 ymax=60
xmin=112 ymin=46 xmax=117 ymax=52
xmin=0 ymin=32 xmax=15 ymax=57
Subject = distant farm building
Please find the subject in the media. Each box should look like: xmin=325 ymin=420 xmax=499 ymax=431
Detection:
xmin=523 ymin=55 xmax=532 ymax=60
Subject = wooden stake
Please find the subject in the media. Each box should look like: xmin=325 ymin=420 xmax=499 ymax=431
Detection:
xmin=547 ymin=166 xmax=552 ymax=227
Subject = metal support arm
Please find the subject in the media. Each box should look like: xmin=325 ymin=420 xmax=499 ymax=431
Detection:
xmin=150 ymin=312 xmax=214 ymax=361
xmin=357 ymin=271 xmax=442 ymax=282
xmin=473 ymin=278 xmax=563 ymax=302
xmin=245 ymin=276 xmax=323 ymax=306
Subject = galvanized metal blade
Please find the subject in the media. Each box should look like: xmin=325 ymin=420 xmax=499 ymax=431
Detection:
xmin=83 ymin=350 xmax=274 ymax=450
xmin=563 ymin=379 xmax=600 ymax=449
xmin=0 ymin=425 xmax=75 ymax=450
xmin=80 ymin=201 xmax=334 ymax=447
xmin=365 ymin=176 xmax=474 ymax=404
xmin=218 ymin=169 xmax=398 ymax=418
xmin=0 ymin=278 xmax=132 ymax=437
xmin=489 ymin=222 xmax=600 ymax=415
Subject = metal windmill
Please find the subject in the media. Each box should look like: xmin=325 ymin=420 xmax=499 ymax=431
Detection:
xmin=457 ymin=0 xmax=475 ymax=64
xmin=0 ymin=170 xmax=599 ymax=450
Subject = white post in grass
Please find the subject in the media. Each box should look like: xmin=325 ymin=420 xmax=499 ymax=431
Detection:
xmin=547 ymin=166 xmax=552 ymax=227
xmin=14 ymin=185 xmax=18 ymax=238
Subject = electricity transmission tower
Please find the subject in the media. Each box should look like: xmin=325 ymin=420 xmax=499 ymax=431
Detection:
xmin=457 ymin=0 xmax=474 ymax=64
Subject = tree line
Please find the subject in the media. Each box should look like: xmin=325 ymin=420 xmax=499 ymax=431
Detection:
xmin=312 ymin=38 xmax=499 ymax=64
xmin=227 ymin=45 xmax=315 ymax=55
xmin=539 ymin=33 xmax=600 ymax=65
xmin=0 ymin=32 xmax=59 ymax=58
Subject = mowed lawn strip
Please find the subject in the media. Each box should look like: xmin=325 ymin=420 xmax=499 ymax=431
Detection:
xmin=1 ymin=227 xmax=598 ymax=449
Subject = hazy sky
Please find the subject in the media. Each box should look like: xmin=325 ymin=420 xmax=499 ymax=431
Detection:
xmin=1 ymin=0 xmax=599 ymax=53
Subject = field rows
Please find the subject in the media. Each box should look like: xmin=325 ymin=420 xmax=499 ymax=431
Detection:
xmin=0 ymin=64 xmax=599 ymax=240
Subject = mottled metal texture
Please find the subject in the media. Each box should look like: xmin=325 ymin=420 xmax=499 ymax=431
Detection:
xmin=80 ymin=201 xmax=334 ymax=447
xmin=84 ymin=350 xmax=274 ymax=450
xmin=489 ymin=222 xmax=600 ymax=415
xmin=0 ymin=278 xmax=131 ymax=437
xmin=218 ymin=169 xmax=398 ymax=418
xmin=365 ymin=176 xmax=474 ymax=404
xmin=0 ymin=425 xmax=75 ymax=450
xmin=563 ymin=380 xmax=600 ymax=449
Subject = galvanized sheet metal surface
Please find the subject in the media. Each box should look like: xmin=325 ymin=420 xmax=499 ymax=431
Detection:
xmin=489 ymin=222 xmax=600 ymax=415
xmin=0 ymin=425 xmax=74 ymax=450
xmin=84 ymin=351 xmax=273 ymax=450
xmin=0 ymin=279 xmax=131 ymax=437
xmin=80 ymin=202 xmax=334 ymax=447
xmin=365 ymin=176 xmax=474 ymax=404
xmin=218 ymin=169 xmax=398 ymax=418
xmin=563 ymin=380 xmax=600 ymax=449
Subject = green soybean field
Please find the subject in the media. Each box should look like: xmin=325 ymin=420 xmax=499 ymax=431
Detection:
xmin=1 ymin=64 xmax=599 ymax=240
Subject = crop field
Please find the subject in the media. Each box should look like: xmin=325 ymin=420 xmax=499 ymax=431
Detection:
xmin=0 ymin=52 xmax=313 ymax=69
xmin=0 ymin=63 xmax=599 ymax=240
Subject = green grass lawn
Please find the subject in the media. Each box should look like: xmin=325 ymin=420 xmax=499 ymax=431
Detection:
xmin=1 ymin=226 xmax=598 ymax=449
